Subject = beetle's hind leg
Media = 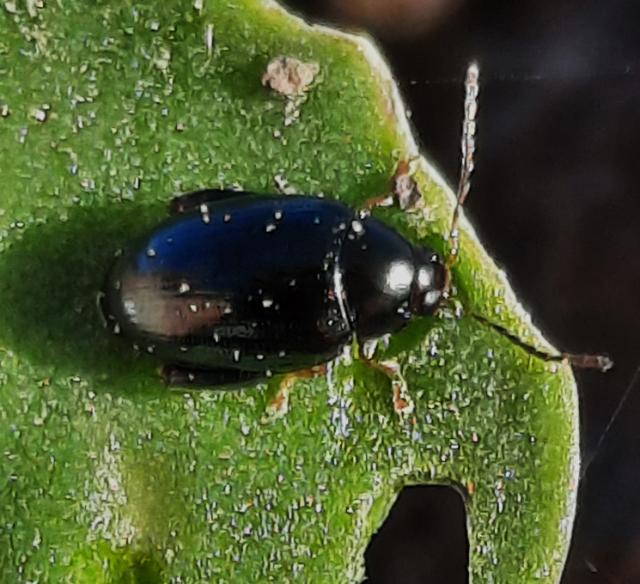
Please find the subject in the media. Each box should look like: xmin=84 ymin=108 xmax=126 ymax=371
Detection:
xmin=169 ymin=189 xmax=254 ymax=215
xmin=162 ymin=364 xmax=265 ymax=388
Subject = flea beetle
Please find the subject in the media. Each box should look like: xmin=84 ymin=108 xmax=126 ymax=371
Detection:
xmin=99 ymin=189 xmax=446 ymax=390
xmin=99 ymin=64 xmax=610 ymax=405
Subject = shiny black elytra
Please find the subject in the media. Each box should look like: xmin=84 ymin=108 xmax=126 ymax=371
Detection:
xmin=99 ymin=189 xmax=445 ymax=386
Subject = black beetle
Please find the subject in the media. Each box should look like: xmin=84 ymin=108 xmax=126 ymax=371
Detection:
xmin=99 ymin=63 xmax=611 ymax=401
xmin=99 ymin=187 xmax=446 ymax=391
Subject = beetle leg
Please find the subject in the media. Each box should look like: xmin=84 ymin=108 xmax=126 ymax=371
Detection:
xmin=359 ymin=193 xmax=395 ymax=212
xmin=358 ymin=351 xmax=414 ymax=416
xmin=278 ymin=364 xmax=327 ymax=389
xmin=168 ymin=189 xmax=254 ymax=215
xmin=361 ymin=158 xmax=422 ymax=213
xmin=265 ymin=365 xmax=326 ymax=418
xmin=161 ymin=364 xmax=264 ymax=388
xmin=390 ymin=158 xmax=423 ymax=211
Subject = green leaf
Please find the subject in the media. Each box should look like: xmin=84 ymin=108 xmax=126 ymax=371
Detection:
xmin=0 ymin=0 xmax=579 ymax=582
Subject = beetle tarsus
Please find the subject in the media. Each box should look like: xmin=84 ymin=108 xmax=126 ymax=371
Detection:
xmin=265 ymin=385 xmax=290 ymax=419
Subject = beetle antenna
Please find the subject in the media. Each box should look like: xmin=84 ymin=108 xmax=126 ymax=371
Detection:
xmin=470 ymin=312 xmax=614 ymax=372
xmin=444 ymin=62 xmax=479 ymax=297
xmin=442 ymin=63 xmax=613 ymax=374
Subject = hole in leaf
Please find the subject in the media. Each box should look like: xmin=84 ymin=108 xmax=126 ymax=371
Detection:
xmin=364 ymin=485 xmax=469 ymax=584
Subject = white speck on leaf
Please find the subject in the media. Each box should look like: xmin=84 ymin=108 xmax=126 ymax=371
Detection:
xmin=205 ymin=24 xmax=214 ymax=55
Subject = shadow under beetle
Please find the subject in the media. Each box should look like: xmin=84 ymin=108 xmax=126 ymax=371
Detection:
xmin=99 ymin=64 xmax=610 ymax=404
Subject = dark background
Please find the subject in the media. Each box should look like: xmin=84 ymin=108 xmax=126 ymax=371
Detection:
xmin=282 ymin=1 xmax=640 ymax=582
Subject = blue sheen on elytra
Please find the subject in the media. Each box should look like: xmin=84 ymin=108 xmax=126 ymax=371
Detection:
xmin=135 ymin=196 xmax=352 ymax=293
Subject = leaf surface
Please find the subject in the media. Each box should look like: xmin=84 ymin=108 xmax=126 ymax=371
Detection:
xmin=0 ymin=1 xmax=578 ymax=581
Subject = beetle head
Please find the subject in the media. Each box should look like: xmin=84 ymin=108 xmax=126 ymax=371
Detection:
xmin=409 ymin=248 xmax=446 ymax=316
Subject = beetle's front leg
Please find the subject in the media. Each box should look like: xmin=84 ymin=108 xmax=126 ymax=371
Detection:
xmin=358 ymin=344 xmax=414 ymax=416
xmin=360 ymin=158 xmax=422 ymax=213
